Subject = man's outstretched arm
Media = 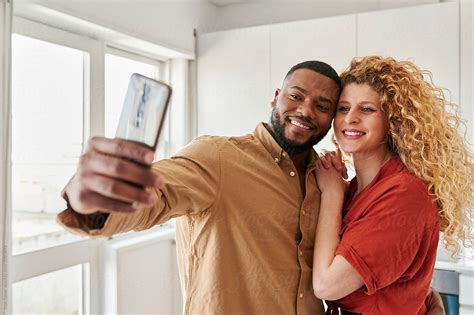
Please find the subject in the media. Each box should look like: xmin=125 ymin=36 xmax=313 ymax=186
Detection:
xmin=58 ymin=136 xmax=221 ymax=236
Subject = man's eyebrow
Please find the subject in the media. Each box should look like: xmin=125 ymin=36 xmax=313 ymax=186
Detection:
xmin=289 ymin=86 xmax=335 ymax=105
xmin=289 ymin=86 xmax=307 ymax=93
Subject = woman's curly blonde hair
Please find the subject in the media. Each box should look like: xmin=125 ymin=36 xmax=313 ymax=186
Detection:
xmin=339 ymin=56 xmax=474 ymax=257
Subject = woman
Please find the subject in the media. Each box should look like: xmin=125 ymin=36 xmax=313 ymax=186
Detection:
xmin=312 ymin=56 xmax=473 ymax=314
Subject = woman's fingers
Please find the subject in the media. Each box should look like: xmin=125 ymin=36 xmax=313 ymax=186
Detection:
xmin=319 ymin=150 xmax=349 ymax=179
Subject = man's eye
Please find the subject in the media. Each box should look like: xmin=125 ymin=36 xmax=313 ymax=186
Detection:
xmin=317 ymin=104 xmax=330 ymax=111
xmin=289 ymin=94 xmax=301 ymax=101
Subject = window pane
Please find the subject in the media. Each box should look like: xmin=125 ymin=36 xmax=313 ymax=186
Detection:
xmin=104 ymin=53 xmax=157 ymax=138
xmin=12 ymin=264 xmax=83 ymax=315
xmin=11 ymin=34 xmax=85 ymax=254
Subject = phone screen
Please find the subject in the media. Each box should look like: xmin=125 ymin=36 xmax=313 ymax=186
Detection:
xmin=115 ymin=73 xmax=172 ymax=149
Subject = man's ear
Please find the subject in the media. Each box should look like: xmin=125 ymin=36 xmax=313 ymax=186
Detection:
xmin=271 ymin=88 xmax=281 ymax=108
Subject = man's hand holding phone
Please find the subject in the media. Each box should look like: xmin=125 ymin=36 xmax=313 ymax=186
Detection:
xmin=64 ymin=137 xmax=164 ymax=216
xmin=63 ymin=74 xmax=171 ymax=217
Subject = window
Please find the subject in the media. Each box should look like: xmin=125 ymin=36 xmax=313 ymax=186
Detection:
xmin=11 ymin=34 xmax=86 ymax=255
xmin=8 ymin=16 xmax=177 ymax=315
xmin=12 ymin=264 xmax=84 ymax=314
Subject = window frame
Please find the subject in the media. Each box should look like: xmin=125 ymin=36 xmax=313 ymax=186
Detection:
xmin=10 ymin=16 xmax=103 ymax=315
xmin=0 ymin=0 xmax=13 ymax=312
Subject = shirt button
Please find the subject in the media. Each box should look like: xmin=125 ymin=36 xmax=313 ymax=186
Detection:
xmin=274 ymin=157 xmax=280 ymax=162
xmin=282 ymin=152 xmax=286 ymax=157
xmin=299 ymin=293 xmax=304 ymax=298
xmin=289 ymin=171 xmax=295 ymax=177
xmin=302 ymin=210 xmax=306 ymax=215
xmin=299 ymin=251 xmax=303 ymax=256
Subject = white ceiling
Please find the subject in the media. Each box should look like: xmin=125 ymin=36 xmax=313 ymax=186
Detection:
xmin=208 ymin=0 xmax=376 ymax=6
xmin=209 ymin=0 xmax=256 ymax=6
xmin=20 ymin=0 xmax=441 ymax=8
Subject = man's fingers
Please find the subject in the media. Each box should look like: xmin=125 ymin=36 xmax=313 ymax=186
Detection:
xmin=88 ymin=137 xmax=155 ymax=166
xmin=82 ymin=173 xmax=157 ymax=206
xmin=80 ymin=191 xmax=138 ymax=214
xmin=82 ymin=150 xmax=162 ymax=188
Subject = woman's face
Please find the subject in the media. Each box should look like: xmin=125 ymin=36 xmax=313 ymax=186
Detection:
xmin=334 ymin=83 xmax=389 ymax=159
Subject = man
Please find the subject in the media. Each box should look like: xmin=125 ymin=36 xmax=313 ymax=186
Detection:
xmin=58 ymin=61 xmax=443 ymax=314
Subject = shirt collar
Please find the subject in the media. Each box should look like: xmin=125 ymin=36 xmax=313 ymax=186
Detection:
xmin=253 ymin=122 xmax=319 ymax=171
xmin=347 ymin=155 xmax=405 ymax=201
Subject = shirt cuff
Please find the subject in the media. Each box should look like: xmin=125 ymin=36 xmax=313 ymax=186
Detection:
xmin=335 ymin=243 xmax=378 ymax=295
xmin=56 ymin=189 xmax=111 ymax=237
xmin=56 ymin=208 xmax=110 ymax=237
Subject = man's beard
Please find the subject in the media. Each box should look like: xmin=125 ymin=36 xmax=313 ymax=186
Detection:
xmin=270 ymin=108 xmax=329 ymax=156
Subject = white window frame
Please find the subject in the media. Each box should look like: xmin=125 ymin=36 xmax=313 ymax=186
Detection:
xmin=0 ymin=0 xmax=13 ymax=312
xmin=9 ymin=16 xmax=104 ymax=314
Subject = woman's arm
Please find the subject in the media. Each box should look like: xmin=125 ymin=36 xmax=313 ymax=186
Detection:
xmin=312 ymin=155 xmax=364 ymax=300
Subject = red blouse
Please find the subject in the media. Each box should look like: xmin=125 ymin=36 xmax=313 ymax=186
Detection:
xmin=333 ymin=157 xmax=440 ymax=314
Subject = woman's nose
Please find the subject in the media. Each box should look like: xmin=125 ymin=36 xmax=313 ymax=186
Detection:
xmin=344 ymin=109 xmax=360 ymax=124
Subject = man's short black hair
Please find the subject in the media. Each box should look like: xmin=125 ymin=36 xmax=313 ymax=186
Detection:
xmin=285 ymin=60 xmax=341 ymax=89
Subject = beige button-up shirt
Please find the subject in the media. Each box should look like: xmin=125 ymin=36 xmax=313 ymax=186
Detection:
xmin=58 ymin=123 xmax=324 ymax=315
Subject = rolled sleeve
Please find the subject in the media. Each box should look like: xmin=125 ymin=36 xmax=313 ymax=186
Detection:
xmin=335 ymin=242 xmax=378 ymax=295
xmin=335 ymin=183 xmax=436 ymax=295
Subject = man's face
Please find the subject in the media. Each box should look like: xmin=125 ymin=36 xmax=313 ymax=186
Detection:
xmin=270 ymin=69 xmax=340 ymax=156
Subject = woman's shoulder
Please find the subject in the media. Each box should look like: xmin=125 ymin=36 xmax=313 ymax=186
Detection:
xmin=383 ymin=164 xmax=429 ymax=196
xmin=375 ymin=165 xmax=439 ymax=221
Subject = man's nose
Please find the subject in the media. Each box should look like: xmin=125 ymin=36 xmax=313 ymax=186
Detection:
xmin=297 ymin=101 xmax=315 ymax=118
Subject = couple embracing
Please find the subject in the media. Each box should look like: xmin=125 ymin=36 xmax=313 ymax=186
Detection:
xmin=58 ymin=56 xmax=473 ymax=315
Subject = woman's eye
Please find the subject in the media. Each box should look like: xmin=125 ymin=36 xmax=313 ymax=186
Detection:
xmin=337 ymin=106 xmax=349 ymax=112
xmin=362 ymin=107 xmax=375 ymax=112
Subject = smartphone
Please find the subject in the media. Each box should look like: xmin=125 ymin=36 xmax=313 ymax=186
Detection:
xmin=115 ymin=73 xmax=172 ymax=150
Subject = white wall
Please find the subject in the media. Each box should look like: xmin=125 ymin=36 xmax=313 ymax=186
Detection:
xmin=356 ymin=2 xmax=460 ymax=104
xmin=460 ymin=0 xmax=474 ymax=143
xmin=208 ymin=0 xmax=441 ymax=32
xmin=197 ymin=25 xmax=271 ymax=136
xmin=197 ymin=2 xmax=464 ymax=146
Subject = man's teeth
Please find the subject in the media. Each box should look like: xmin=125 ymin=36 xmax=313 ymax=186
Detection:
xmin=290 ymin=120 xmax=310 ymax=130
xmin=344 ymin=131 xmax=365 ymax=136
